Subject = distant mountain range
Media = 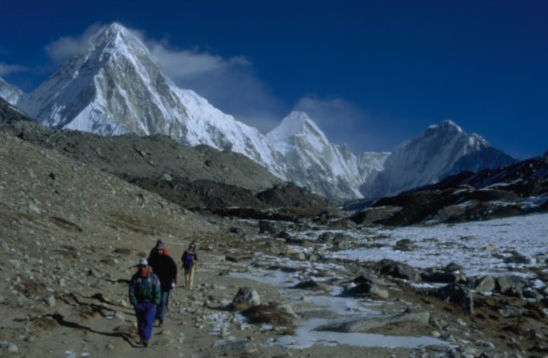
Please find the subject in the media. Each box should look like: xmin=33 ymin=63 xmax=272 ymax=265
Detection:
xmin=0 ymin=23 xmax=517 ymax=200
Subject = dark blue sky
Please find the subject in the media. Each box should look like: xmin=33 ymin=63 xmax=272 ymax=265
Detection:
xmin=0 ymin=0 xmax=546 ymax=158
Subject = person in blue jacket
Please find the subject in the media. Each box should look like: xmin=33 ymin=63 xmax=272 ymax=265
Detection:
xmin=129 ymin=258 xmax=161 ymax=347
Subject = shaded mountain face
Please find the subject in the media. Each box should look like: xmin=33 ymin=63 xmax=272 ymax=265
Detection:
xmin=0 ymin=77 xmax=22 ymax=105
xmin=360 ymin=120 xmax=516 ymax=199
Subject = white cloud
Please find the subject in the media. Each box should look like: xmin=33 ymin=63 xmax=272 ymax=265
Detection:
xmin=45 ymin=23 xmax=106 ymax=63
xmin=293 ymin=96 xmax=400 ymax=153
xmin=150 ymin=43 xmax=250 ymax=80
xmin=0 ymin=62 xmax=27 ymax=76
xmin=143 ymin=39 xmax=283 ymax=132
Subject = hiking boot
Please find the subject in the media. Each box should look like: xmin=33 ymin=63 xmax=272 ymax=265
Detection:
xmin=158 ymin=318 xmax=163 ymax=327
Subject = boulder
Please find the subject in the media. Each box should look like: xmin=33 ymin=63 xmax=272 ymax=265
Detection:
xmin=503 ymin=250 xmax=531 ymax=264
xmin=41 ymin=293 xmax=56 ymax=307
xmin=376 ymin=259 xmax=422 ymax=282
xmin=231 ymin=287 xmax=260 ymax=311
xmin=473 ymin=276 xmax=496 ymax=293
xmin=325 ymin=233 xmax=356 ymax=250
xmin=242 ymin=303 xmax=300 ymax=327
xmin=316 ymin=308 xmax=430 ymax=333
xmin=342 ymin=276 xmax=389 ymax=299
xmin=318 ymin=232 xmax=335 ymax=243
xmin=393 ymin=239 xmax=414 ymax=251
xmin=426 ymin=263 xmax=467 ymax=284
xmin=292 ymin=280 xmax=329 ymax=292
xmin=496 ymin=276 xmax=527 ymax=297
xmin=258 ymin=220 xmax=278 ymax=234
xmin=426 ymin=283 xmax=474 ymax=314
xmin=0 ymin=341 xmax=18 ymax=353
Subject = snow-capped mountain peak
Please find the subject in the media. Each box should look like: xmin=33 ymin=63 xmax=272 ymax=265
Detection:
xmin=18 ymin=22 xmax=282 ymax=174
xmin=361 ymin=120 xmax=515 ymax=198
xmin=268 ymin=111 xmax=327 ymax=141
xmin=427 ymin=119 xmax=462 ymax=133
xmin=265 ymin=111 xmax=388 ymax=199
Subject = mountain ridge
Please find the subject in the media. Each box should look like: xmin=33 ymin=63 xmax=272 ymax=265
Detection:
xmin=5 ymin=23 xmax=517 ymax=200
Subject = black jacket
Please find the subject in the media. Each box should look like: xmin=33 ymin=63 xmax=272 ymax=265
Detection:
xmin=148 ymin=254 xmax=177 ymax=291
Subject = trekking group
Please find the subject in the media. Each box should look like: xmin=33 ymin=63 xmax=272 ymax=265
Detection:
xmin=128 ymin=240 xmax=198 ymax=347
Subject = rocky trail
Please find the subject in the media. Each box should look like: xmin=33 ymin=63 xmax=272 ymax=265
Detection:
xmin=2 ymin=207 xmax=547 ymax=357
xmin=0 ymin=107 xmax=547 ymax=357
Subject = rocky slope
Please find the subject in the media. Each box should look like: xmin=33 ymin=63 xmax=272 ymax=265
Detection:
xmin=361 ymin=120 xmax=516 ymax=199
xmin=1 ymin=98 xmax=280 ymax=193
xmin=1 ymin=98 xmax=329 ymax=216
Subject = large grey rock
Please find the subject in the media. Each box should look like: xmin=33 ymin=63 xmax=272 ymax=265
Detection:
xmin=0 ymin=341 xmax=18 ymax=353
xmin=376 ymin=259 xmax=422 ymax=282
xmin=242 ymin=303 xmax=300 ymax=327
xmin=317 ymin=308 xmax=430 ymax=333
xmin=231 ymin=287 xmax=260 ymax=310
xmin=331 ymin=233 xmax=356 ymax=250
xmin=425 ymin=283 xmax=474 ymax=314
xmin=292 ymin=280 xmax=329 ymax=292
xmin=503 ymin=250 xmax=531 ymax=264
xmin=496 ymin=276 xmax=527 ymax=297
xmin=41 ymin=293 xmax=56 ymax=307
xmin=473 ymin=276 xmax=496 ymax=293
xmin=343 ymin=276 xmax=389 ymax=299
xmin=258 ymin=220 xmax=278 ymax=234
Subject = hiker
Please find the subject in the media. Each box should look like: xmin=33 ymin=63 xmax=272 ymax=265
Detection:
xmin=148 ymin=239 xmax=170 ymax=262
xmin=147 ymin=241 xmax=177 ymax=326
xmin=129 ymin=258 xmax=161 ymax=347
xmin=181 ymin=243 xmax=198 ymax=289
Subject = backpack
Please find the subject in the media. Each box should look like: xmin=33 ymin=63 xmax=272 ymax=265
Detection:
xmin=183 ymin=252 xmax=194 ymax=270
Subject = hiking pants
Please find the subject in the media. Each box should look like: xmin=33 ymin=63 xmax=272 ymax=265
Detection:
xmin=135 ymin=303 xmax=156 ymax=342
xmin=157 ymin=290 xmax=170 ymax=322
xmin=184 ymin=267 xmax=196 ymax=289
